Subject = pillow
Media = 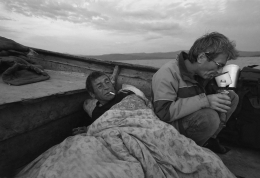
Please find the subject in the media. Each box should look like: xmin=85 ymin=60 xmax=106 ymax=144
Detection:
xmin=83 ymin=98 xmax=98 ymax=117
xmin=120 ymin=84 xmax=146 ymax=98
xmin=120 ymin=84 xmax=152 ymax=108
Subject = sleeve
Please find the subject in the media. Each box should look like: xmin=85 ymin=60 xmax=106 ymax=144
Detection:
xmin=152 ymin=67 xmax=209 ymax=123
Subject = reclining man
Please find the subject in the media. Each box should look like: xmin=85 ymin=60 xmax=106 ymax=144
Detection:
xmin=73 ymin=71 xmax=134 ymax=135
xmin=152 ymin=32 xmax=239 ymax=154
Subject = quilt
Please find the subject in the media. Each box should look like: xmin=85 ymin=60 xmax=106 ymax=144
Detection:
xmin=16 ymin=94 xmax=235 ymax=178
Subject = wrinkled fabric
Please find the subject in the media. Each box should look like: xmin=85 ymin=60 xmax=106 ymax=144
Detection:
xmin=16 ymin=95 xmax=235 ymax=178
xmin=0 ymin=55 xmax=50 ymax=85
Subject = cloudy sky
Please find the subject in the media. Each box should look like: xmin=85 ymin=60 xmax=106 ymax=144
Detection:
xmin=0 ymin=0 xmax=260 ymax=55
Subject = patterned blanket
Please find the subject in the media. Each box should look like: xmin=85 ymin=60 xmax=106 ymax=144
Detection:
xmin=16 ymin=94 xmax=235 ymax=178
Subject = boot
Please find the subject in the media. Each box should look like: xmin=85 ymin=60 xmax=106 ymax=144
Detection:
xmin=203 ymin=138 xmax=230 ymax=154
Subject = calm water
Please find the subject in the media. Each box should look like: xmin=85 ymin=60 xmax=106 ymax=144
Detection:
xmin=118 ymin=57 xmax=260 ymax=69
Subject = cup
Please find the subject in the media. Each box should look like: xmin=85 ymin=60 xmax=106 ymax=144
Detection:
xmin=215 ymin=72 xmax=232 ymax=87
xmin=222 ymin=64 xmax=240 ymax=88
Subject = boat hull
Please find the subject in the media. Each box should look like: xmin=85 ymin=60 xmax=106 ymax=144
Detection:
xmin=0 ymin=90 xmax=92 ymax=176
xmin=1 ymin=47 xmax=259 ymax=178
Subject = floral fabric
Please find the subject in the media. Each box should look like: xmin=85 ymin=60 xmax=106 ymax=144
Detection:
xmin=16 ymin=94 xmax=235 ymax=178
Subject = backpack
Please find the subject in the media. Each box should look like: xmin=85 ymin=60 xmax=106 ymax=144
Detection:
xmin=218 ymin=65 xmax=260 ymax=149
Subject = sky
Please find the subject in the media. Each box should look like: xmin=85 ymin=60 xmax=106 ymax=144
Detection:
xmin=0 ymin=0 xmax=260 ymax=55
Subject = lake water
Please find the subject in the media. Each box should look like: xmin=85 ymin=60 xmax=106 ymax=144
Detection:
xmin=118 ymin=57 xmax=260 ymax=69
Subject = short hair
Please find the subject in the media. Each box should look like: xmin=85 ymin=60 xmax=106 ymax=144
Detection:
xmin=85 ymin=71 xmax=109 ymax=94
xmin=188 ymin=32 xmax=239 ymax=63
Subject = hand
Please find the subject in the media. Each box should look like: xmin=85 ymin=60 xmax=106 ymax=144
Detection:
xmin=207 ymin=93 xmax=231 ymax=113
xmin=72 ymin=126 xmax=88 ymax=135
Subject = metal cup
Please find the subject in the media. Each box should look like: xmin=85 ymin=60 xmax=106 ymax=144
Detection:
xmin=215 ymin=72 xmax=232 ymax=87
xmin=222 ymin=64 xmax=240 ymax=88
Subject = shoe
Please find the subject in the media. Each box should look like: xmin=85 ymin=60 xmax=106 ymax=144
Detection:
xmin=203 ymin=138 xmax=230 ymax=154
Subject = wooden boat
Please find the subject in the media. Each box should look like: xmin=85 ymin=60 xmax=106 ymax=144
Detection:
xmin=0 ymin=46 xmax=259 ymax=178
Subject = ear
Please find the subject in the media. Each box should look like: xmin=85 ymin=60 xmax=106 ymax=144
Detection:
xmin=197 ymin=53 xmax=207 ymax=64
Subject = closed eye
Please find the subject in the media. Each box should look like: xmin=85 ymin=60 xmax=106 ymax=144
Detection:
xmin=96 ymin=84 xmax=102 ymax=89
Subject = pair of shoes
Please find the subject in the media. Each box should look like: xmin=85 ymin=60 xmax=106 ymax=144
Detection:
xmin=203 ymin=138 xmax=230 ymax=154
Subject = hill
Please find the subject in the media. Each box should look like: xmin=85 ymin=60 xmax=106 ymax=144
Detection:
xmin=238 ymin=51 xmax=260 ymax=57
xmin=82 ymin=50 xmax=260 ymax=61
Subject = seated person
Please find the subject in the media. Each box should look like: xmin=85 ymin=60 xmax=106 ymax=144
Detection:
xmin=73 ymin=71 xmax=135 ymax=135
xmin=152 ymin=32 xmax=239 ymax=154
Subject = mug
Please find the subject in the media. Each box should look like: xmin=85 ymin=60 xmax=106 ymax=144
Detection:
xmin=222 ymin=64 xmax=240 ymax=88
xmin=215 ymin=72 xmax=232 ymax=87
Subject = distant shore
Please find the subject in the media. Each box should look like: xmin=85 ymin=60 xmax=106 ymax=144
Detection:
xmin=83 ymin=50 xmax=260 ymax=61
xmin=116 ymin=56 xmax=260 ymax=69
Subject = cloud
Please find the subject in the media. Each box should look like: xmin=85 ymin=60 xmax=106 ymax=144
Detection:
xmin=2 ymin=0 xmax=188 ymax=37
xmin=1 ymin=0 xmax=260 ymax=54
xmin=3 ymin=0 xmax=102 ymax=23
xmin=0 ymin=16 xmax=12 ymax=20
xmin=198 ymin=0 xmax=260 ymax=28
xmin=0 ymin=25 xmax=16 ymax=33
xmin=5 ymin=0 xmax=241 ymax=39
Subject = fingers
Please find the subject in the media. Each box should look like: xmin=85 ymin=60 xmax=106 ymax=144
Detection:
xmin=218 ymin=98 xmax=231 ymax=106
xmin=207 ymin=94 xmax=231 ymax=112
xmin=72 ymin=127 xmax=87 ymax=135
xmin=218 ymin=94 xmax=231 ymax=108
xmin=211 ymin=105 xmax=229 ymax=113
xmin=217 ymin=93 xmax=231 ymax=101
xmin=216 ymin=104 xmax=231 ymax=113
xmin=213 ymin=100 xmax=231 ymax=112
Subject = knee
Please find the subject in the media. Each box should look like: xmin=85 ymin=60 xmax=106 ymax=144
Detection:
xmin=198 ymin=109 xmax=220 ymax=132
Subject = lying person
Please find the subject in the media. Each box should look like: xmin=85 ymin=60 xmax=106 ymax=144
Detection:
xmin=16 ymin=71 xmax=237 ymax=178
xmin=73 ymin=71 xmax=135 ymax=135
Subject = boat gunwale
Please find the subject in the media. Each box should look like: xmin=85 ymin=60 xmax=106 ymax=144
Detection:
xmin=32 ymin=47 xmax=160 ymax=73
xmin=0 ymin=88 xmax=87 ymax=110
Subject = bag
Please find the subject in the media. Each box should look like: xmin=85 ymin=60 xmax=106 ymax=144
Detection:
xmin=0 ymin=55 xmax=50 ymax=86
xmin=218 ymin=66 xmax=260 ymax=149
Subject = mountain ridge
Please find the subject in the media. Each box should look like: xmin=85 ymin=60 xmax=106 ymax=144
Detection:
xmin=81 ymin=50 xmax=260 ymax=61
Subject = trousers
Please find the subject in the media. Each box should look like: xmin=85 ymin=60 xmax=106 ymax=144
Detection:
xmin=179 ymin=90 xmax=239 ymax=146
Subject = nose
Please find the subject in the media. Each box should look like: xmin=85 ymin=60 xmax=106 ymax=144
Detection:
xmin=103 ymin=83 xmax=110 ymax=90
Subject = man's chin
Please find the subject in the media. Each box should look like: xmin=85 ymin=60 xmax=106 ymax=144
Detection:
xmin=107 ymin=95 xmax=115 ymax=100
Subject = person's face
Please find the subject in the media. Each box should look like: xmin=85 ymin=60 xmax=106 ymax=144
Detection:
xmin=91 ymin=75 xmax=115 ymax=105
xmin=197 ymin=52 xmax=228 ymax=79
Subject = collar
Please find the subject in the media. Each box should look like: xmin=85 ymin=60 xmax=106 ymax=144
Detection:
xmin=95 ymin=94 xmax=116 ymax=108
xmin=178 ymin=51 xmax=211 ymax=87
xmin=96 ymin=101 xmax=103 ymax=107
xmin=177 ymin=51 xmax=198 ymax=83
